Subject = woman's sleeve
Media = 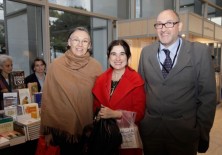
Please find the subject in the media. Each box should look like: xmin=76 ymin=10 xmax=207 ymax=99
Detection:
xmin=131 ymin=84 xmax=146 ymax=124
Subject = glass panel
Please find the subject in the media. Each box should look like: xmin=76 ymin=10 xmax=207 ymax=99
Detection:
xmin=207 ymin=5 xmax=216 ymax=18
xmin=48 ymin=0 xmax=90 ymax=11
xmin=92 ymin=17 xmax=108 ymax=71
xmin=141 ymin=0 xmax=165 ymax=18
xmin=5 ymin=1 xmax=43 ymax=76
xmin=49 ymin=9 xmax=90 ymax=60
xmin=0 ymin=0 xmax=5 ymax=54
xmin=179 ymin=0 xmax=194 ymax=12
xmin=92 ymin=0 xmax=117 ymax=17
xmin=136 ymin=0 xmax=141 ymax=18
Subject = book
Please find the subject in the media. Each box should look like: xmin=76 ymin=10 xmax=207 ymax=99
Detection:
xmin=18 ymin=88 xmax=31 ymax=105
xmin=28 ymin=82 xmax=38 ymax=102
xmin=3 ymin=92 xmax=18 ymax=119
xmin=0 ymin=130 xmax=26 ymax=146
xmin=4 ymin=106 xmax=17 ymax=120
xmin=0 ymin=114 xmax=13 ymax=122
xmin=10 ymin=71 xmax=26 ymax=90
xmin=15 ymin=116 xmax=40 ymax=141
xmin=0 ymin=135 xmax=10 ymax=148
xmin=17 ymin=105 xmax=24 ymax=116
xmin=16 ymin=114 xmax=40 ymax=126
xmin=3 ymin=92 xmax=18 ymax=107
xmin=28 ymin=82 xmax=38 ymax=95
xmin=13 ymin=121 xmax=27 ymax=141
xmin=0 ymin=115 xmax=13 ymax=133
xmin=23 ymin=103 xmax=40 ymax=119
xmin=33 ymin=92 xmax=42 ymax=108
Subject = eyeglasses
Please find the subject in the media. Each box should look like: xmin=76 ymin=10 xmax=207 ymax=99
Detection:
xmin=69 ymin=38 xmax=90 ymax=46
xmin=154 ymin=21 xmax=179 ymax=29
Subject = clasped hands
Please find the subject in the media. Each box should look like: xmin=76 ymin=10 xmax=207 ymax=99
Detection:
xmin=97 ymin=105 xmax=122 ymax=120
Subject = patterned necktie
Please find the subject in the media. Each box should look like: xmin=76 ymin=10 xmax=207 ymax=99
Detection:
xmin=162 ymin=49 xmax=172 ymax=78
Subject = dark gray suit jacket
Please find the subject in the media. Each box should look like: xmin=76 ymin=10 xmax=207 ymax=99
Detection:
xmin=138 ymin=38 xmax=216 ymax=145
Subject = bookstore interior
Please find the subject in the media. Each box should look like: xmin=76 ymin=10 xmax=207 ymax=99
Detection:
xmin=0 ymin=70 xmax=41 ymax=151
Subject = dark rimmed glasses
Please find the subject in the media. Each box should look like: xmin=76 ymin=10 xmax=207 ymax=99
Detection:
xmin=154 ymin=21 xmax=179 ymax=29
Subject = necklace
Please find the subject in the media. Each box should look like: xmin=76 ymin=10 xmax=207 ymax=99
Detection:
xmin=112 ymin=69 xmax=125 ymax=81
xmin=110 ymin=80 xmax=120 ymax=96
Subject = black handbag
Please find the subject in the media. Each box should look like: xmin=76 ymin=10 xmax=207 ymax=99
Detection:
xmin=80 ymin=108 xmax=122 ymax=155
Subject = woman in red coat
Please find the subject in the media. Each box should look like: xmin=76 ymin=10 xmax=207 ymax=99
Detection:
xmin=92 ymin=39 xmax=146 ymax=155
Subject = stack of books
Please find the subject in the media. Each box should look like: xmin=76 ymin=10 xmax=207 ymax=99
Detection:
xmin=26 ymin=122 xmax=40 ymax=140
xmin=0 ymin=114 xmax=26 ymax=147
xmin=0 ymin=135 xmax=10 ymax=148
xmin=15 ymin=115 xmax=40 ymax=141
xmin=0 ymin=114 xmax=13 ymax=134
xmin=0 ymin=130 xmax=26 ymax=146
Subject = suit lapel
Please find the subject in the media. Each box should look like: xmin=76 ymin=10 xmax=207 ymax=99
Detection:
xmin=168 ymin=39 xmax=191 ymax=78
xmin=149 ymin=42 xmax=163 ymax=79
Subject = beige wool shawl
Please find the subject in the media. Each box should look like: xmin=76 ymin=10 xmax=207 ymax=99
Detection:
xmin=41 ymin=50 xmax=102 ymax=142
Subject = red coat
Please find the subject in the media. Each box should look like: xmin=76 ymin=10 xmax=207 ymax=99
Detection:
xmin=92 ymin=66 xmax=146 ymax=155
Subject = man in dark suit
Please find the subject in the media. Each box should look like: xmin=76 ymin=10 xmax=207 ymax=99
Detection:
xmin=138 ymin=9 xmax=216 ymax=155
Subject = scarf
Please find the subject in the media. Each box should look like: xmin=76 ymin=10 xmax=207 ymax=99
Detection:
xmin=41 ymin=50 xmax=102 ymax=143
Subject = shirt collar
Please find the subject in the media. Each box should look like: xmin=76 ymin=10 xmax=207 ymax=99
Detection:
xmin=160 ymin=38 xmax=181 ymax=55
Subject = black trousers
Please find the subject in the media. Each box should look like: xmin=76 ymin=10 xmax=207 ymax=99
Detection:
xmin=142 ymin=138 xmax=198 ymax=155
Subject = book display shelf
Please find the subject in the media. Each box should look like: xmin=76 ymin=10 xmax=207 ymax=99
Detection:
xmin=0 ymin=72 xmax=42 ymax=154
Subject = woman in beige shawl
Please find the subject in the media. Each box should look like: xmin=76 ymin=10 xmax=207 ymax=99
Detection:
xmin=40 ymin=27 xmax=103 ymax=155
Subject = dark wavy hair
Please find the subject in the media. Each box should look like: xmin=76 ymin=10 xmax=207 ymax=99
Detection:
xmin=107 ymin=39 xmax=131 ymax=62
xmin=31 ymin=58 xmax=46 ymax=72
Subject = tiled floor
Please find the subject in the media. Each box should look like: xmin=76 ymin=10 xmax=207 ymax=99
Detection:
xmin=198 ymin=103 xmax=222 ymax=155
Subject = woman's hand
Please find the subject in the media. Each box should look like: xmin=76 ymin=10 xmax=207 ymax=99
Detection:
xmin=99 ymin=105 xmax=122 ymax=119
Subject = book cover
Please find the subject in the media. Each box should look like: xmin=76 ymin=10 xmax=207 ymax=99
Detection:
xmin=0 ymin=136 xmax=10 ymax=148
xmin=28 ymin=82 xmax=38 ymax=102
xmin=3 ymin=92 xmax=18 ymax=119
xmin=4 ymin=106 xmax=17 ymax=119
xmin=28 ymin=82 xmax=38 ymax=95
xmin=33 ymin=92 xmax=42 ymax=108
xmin=10 ymin=71 xmax=26 ymax=90
xmin=17 ymin=105 xmax=24 ymax=116
xmin=16 ymin=114 xmax=40 ymax=126
xmin=23 ymin=103 xmax=40 ymax=119
xmin=0 ymin=114 xmax=13 ymax=123
xmin=18 ymin=88 xmax=31 ymax=105
xmin=3 ymin=92 xmax=18 ymax=108
xmin=0 ymin=130 xmax=26 ymax=146
xmin=13 ymin=121 xmax=27 ymax=141
xmin=0 ymin=115 xmax=13 ymax=133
